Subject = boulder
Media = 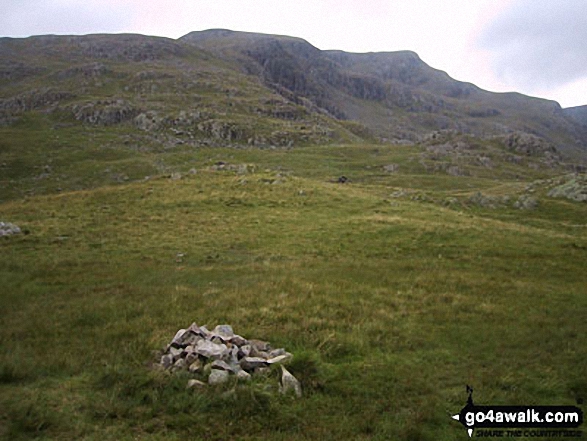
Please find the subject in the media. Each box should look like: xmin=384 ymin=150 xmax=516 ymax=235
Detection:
xmin=279 ymin=366 xmax=302 ymax=398
xmin=194 ymin=339 xmax=228 ymax=359
xmin=208 ymin=369 xmax=230 ymax=385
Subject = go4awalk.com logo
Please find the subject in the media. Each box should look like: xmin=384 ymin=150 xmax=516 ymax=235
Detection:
xmin=451 ymin=386 xmax=584 ymax=438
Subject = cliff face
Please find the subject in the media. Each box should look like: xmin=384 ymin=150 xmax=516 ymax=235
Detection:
xmin=181 ymin=30 xmax=587 ymax=155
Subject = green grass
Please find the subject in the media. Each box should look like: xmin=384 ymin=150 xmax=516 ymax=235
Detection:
xmin=1 ymin=153 xmax=586 ymax=440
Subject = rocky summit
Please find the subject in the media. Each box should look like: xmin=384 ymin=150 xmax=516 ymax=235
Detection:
xmin=158 ymin=323 xmax=301 ymax=396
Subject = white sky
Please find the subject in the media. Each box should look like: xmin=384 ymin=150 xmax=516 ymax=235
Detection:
xmin=2 ymin=0 xmax=587 ymax=108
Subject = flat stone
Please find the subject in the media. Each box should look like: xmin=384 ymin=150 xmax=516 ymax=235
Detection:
xmin=208 ymin=369 xmax=230 ymax=385
xmin=186 ymin=379 xmax=206 ymax=390
xmin=251 ymin=349 xmax=270 ymax=359
xmin=280 ymin=366 xmax=302 ymax=398
xmin=211 ymin=359 xmax=235 ymax=373
xmin=268 ymin=348 xmax=286 ymax=357
xmin=171 ymin=329 xmax=203 ymax=348
xmin=266 ymin=353 xmax=293 ymax=365
xmin=240 ymin=356 xmax=267 ymax=371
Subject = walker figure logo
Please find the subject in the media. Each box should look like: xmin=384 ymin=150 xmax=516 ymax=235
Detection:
xmin=451 ymin=386 xmax=584 ymax=438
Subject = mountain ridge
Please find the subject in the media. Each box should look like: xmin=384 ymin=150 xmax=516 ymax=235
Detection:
xmin=0 ymin=29 xmax=586 ymax=160
xmin=179 ymin=29 xmax=586 ymax=155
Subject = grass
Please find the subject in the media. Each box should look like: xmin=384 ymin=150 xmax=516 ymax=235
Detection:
xmin=1 ymin=149 xmax=586 ymax=440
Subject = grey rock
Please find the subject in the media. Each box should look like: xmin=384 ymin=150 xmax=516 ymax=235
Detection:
xmin=72 ymin=99 xmax=137 ymax=126
xmin=249 ymin=339 xmax=271 ymax=351
xmin=194 ymin=339 xmax=228 ymax=359
xmin=268 ymin=348 xmax=286 ymax=357
xmin=170 ymin=329 xmax=187 ymax=346
xmin=266 ymin=353 xmax=293 ymax=365
xmin=168 ymin=347 xmax=182 ymax=359
xmin=173 ymin=331 xmax=203 ymax=348
xmin=187 ymin=322 xmax=207 ymax=337
xmin=212 ymin=324 xmax=234 ymax=339
xmin=208 ymin=369 xmax=230 ymax=385
xmin=171 ymin=358 xmax=187 ymax=372
xmin=160 ymin=354 xmax=174 ymax=369
xmin=279 ymin=366 xmax=302 ymax=398
xmin=185 ymin=351 xmax=199 ymax=366
xmin=227 ymin=346 xmax=240 ymax=366
xmin=229 ymin=334 xmax=249 ymax=347
xmin=210 ymin=336 xmax=225 ymax=345
xmin=236 ymin=370 xmax=252 ymax=382
xmin=240 ymin=356 xmax=268 ymax=371
xmin=211 ymin=359 xmax=235 ymax=373
xmin=199 ymin=325 xmax=212 ymax=337
xmin=186 ymin=379 xmax=206 ymax=390
xmin=238 ymin=344 xmax=251 ymax=358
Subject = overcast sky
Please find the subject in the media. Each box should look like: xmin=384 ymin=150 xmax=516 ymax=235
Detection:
xmin=2 ymin=0 xmax=586 ymax=108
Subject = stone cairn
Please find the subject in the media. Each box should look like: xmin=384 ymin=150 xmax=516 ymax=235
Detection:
xmin=0 ymin=222 xmax=21 ymax=237
xmin=158 ymin=323 xmax=302 ymax=397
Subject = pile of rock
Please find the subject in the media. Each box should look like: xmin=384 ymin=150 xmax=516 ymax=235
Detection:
xmin=158 ymin=323 xmax=301 ymax=397
xmin=0 ymin=222 xmax=21 ymax=237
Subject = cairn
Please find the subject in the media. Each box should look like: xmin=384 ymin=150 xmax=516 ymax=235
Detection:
xmin=0 ymin=222 xmax=21 ymax=237
xmin=158 ymin=323 xmax=301 ymax=397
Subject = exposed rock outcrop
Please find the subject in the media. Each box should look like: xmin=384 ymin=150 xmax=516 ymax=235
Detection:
xmin=72 ymin=99 xmax=137 ymax=125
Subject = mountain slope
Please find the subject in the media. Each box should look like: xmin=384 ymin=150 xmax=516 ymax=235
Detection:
xmin=564 ymin=105 xmax=587 ymax=127
xmin=181 ymin=29 xmax=587 ymax=156
xmin=0 ymin=28 xmax=586 ymax=174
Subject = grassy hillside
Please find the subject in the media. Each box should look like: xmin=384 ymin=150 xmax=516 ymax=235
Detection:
xmin=1 ymin=139 xmax=586 ymax=440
